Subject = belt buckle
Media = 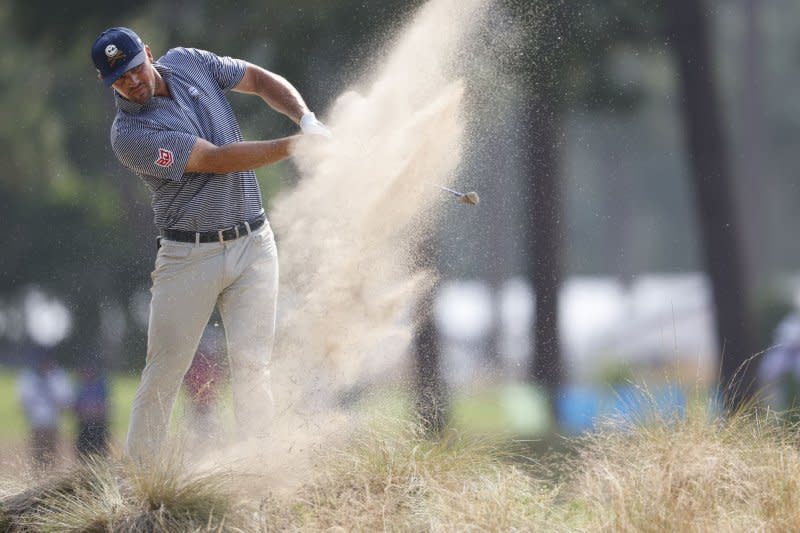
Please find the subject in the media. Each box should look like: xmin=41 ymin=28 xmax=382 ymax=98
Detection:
xmin=218 ymin=224 xmax=240 ymax=243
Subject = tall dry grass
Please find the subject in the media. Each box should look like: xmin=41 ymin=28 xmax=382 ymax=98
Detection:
xmin=0 ymin=456 xmax=250 ymax=532
xmin=261 ymin=422 xmax=561 ymax=531
xmin=565 ymin=402 xmax=800 ymax=532
xmin=5 ymin=402 xmax=800 ymax=532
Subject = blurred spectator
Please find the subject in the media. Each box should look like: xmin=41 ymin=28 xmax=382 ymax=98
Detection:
xmin=75 ymin=364 xmax=109 ymax=458
xmin=758 ymin=312 xmax=800 ymax=414
xmin=184 ymin=334 xmax=225 ymax=447
xmin=17 ymin=349 xmax=74 ymax=469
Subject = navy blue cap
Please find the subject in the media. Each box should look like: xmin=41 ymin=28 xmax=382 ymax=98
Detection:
xmin=91 ymin=27 xmax=147 ymax=87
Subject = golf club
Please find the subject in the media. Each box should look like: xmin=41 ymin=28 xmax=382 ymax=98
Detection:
xmin=429 ymin=183 xmax=480 ymax=205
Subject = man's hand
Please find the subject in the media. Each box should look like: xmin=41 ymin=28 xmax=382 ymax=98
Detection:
xmin=300 ymin=112 xmax=332 ymax=138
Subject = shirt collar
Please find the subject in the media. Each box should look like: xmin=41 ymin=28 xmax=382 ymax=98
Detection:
xmin=114 ymin=63 xmax=173 ymax=115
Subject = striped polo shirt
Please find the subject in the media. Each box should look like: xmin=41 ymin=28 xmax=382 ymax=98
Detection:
xmin=111 ymin=47 xmax=265 ymax=232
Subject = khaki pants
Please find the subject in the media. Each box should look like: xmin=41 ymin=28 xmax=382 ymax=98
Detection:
xmin=126 ymin=224 xmax=278 ymax=464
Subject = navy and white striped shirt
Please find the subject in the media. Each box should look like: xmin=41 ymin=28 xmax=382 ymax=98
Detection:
xmin=111 ymin=47 xmax=264 ymax=232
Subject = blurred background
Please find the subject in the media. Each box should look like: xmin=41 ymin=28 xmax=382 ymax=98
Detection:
xmin=3 ymin=0 xmax=800 ymax=464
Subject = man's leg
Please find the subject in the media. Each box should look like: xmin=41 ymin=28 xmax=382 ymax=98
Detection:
xmin=126 ymin=242 xmax=221 ymax=464
xmin=31 ymin=427 xmax=57 ymax=470
xmin=218 ymin=227 xmax=279 ymax=438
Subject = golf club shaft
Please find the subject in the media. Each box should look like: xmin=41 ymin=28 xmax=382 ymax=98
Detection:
xmin=429 ymin=183 xmax=465 ymax=197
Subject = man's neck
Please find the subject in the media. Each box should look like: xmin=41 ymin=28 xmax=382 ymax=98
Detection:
xmin=154 ymin=69 xmax=170 ymax=98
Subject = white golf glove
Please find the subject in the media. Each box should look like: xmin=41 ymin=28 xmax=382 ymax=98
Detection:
xmin=300 ymin=111 xmax=332 ymax=138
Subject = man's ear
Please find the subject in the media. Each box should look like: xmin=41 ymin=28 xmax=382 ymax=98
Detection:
xmin=145 ymin=45 xmax=154 ymax=63
xmin=96 ymin=69 xmax=103 ymax=81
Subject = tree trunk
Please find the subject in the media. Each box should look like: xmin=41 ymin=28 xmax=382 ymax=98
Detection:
xmin=668 ymin=0 xmax=756 ymax=407
xmin=525 ymin=88 xmax=564 ymax=405
xmin=517 ymin=2 xmax=567 ymax=419
xmin=738 ymin=0 xmax=768 ymax=294
xmin=413 ymin=238 xmax=447 ymax=434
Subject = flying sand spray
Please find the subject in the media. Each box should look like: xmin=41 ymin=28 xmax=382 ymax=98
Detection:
xmin=193 ymin=0 xmax=496 ymax=490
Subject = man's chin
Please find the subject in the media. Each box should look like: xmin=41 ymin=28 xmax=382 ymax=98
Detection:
xmin=126 ymin=88 xmax=153 ymax=105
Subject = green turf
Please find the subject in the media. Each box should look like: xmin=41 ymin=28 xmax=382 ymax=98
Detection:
xmin=450 ymin=383 xmax=552 ymax=435
xmin=110 ymin=372 xmax=140 ymax=442
xmin=0 ymin=370 xmax=27 ymax=443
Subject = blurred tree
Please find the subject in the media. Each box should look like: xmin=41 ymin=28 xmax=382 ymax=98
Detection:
xmin=668 ymin=0 xmax=756 ymax=407
xmin=738 ymin=0 xmax=768 ymax=296
xmin=524 ymin=11 xmax=566 ymax=404
xmin=0 ymin=5 xmax=151 ymax=368
xmin=512 ymin=0 xmax=662 ymax=411
xmin=8 ymin=0 xmax=152 ymax=43
xmin=413 ymin=240 xmax=447 ymax=434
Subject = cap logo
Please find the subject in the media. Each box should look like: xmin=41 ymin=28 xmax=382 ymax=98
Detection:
xmin=105 ymin=44 xmax=126 ymax=67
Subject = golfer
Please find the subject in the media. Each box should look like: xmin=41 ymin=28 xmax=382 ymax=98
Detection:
xmin=91 ymin=27 xmax=329 ymax=464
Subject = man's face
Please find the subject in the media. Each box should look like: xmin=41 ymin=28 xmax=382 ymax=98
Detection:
xmin=112 ymin=47 xmax=157 ymax=104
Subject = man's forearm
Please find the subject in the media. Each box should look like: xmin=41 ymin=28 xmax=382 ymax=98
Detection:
xmin=257 ymin=70 xmax=308 ymax=122
xmin=240 ymin=64 xmax=309 ymax=123
xmin=186 ymin=136 xmax=299 ymax=174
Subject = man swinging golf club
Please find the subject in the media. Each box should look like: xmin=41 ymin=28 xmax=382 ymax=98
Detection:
xmin=92 ymin=27 xmax=330 ymax=465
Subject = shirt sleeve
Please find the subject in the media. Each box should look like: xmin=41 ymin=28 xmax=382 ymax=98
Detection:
xmin=112 ymin=125 xmax=197 ymax=182
xmin=185 ymin=47 xmax=247 ymax=90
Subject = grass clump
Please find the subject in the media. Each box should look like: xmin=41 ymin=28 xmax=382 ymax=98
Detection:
xmin=1 ymin=462 xmax=108 ymax=532
xmin=1 ymin=456 xmax=248 ymax=533
xmin=120 ymin=461 xmax=238 ymax=532
xmin=268 ymin=420 xmax=560 ymax=531
xmin=9 ymin=398 xmax=800 ymax=531
xmin=565 ymin=404 xmax=800 ymax=532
